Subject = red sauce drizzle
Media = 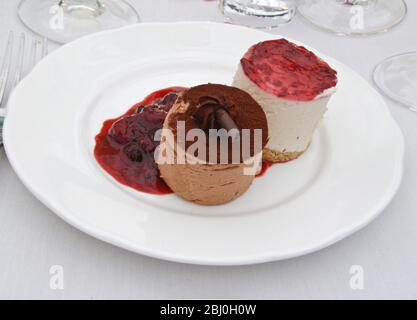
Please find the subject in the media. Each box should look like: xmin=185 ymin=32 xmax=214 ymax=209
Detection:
xmin=241 ymin=39 xmax=337 ymax=101
xmin=94 ymin=87 xmax=276 ymax=195
xmin=256 ymin=160 xmax=274 ymax=177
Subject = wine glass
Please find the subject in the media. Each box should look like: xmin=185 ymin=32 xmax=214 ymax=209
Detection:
xmin=297 ymin=0 xmax=407 ymax=36
xmin=374 ymin=52 xmax=417 ymax=112
xmin=18 ymin=0 xmax=139 ymax=44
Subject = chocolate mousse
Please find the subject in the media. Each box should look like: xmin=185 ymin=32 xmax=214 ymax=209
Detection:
xmin=233 ymin=39 xmax=338 ymax=162
xmin=157 ymin=84 xmax=268 ymax=205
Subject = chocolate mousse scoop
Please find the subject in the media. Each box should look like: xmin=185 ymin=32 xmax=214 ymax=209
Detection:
xmin=158 ymin=84 xmax=269 ymax=206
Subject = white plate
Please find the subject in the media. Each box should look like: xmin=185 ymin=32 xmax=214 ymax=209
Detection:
xmin=4 ymin=22 xmax=404 ymax=265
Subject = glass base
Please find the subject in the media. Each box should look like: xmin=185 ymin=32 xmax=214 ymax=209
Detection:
xmin=374 ymin=52 xmax=417 ymax=112
xmin=298 ymin=0 xmax=407 ymax=36
xmin=219 ymin=0 xmax=296 ymax=29
xmin=18 ymin=0 xmax=139 ymax=43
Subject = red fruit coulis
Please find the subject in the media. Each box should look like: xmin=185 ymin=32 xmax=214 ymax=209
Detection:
xmin=256 ymin=160 xmax=274 ymax=178
xmin=94 ymin=87 xmax=186 ymax=195
xmin=241 ymin=39 xmax=338 ymax=101
xmin=94 ymin=87 xmax=276 ymax=195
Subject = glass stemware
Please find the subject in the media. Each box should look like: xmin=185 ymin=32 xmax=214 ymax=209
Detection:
xmin=18 ymin=0 xmax=139 ymax=43
xmin=297 ymin=0 xmax=407 ymax=36
xmin=374 ymin=52 xmax=417 ymax=112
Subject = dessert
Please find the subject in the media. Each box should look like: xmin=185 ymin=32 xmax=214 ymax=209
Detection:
xmin=158 ymin=84 xmax=268 ymax=205
xmin=94 ymin=87 xmax=185 ymax=194
xmin=233 ymin=39 xmax=338 ymax=162
xmin=94 ymin=39 xmax=336 ymax=205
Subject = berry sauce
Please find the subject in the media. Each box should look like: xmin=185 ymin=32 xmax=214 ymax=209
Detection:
xmin=94 ymin=87 xmax=185 ymax=195
xmin=241 ymin=39 xmax=337 ymax=101
xmin=256 ymin=160 xmax=274 ymax=178
xmin=94 ymin=87 xmax=276 ymax=195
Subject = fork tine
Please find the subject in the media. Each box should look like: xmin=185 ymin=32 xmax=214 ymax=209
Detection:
xmin=0 ymin=31 xmax=14 ymax=108
xmin=42 ymin=37 xmax=48 ymax=58
xmin=13 ymin=33 xmax=26 ymax=88
xmin=30 ymin=37 xmax=40 ymax=71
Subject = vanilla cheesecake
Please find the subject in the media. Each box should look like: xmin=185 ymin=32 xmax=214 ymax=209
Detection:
xmin=233 ymin=39 xmax=338 ymax=162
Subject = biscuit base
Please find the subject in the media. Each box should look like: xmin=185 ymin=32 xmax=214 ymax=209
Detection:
xmin=263 ymin=148 xmax=305 ymax=163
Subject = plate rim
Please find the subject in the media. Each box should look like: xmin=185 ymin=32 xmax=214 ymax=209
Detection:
xmin=3 ymin=21 xmax=405 ymax=265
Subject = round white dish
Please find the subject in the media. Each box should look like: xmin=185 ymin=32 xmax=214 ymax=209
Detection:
xmin=3 ymin=22 xmax=404 ymax=265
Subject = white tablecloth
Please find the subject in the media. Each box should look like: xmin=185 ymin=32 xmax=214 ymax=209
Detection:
xmin=0 ymin=0 xmax=416 ymax=299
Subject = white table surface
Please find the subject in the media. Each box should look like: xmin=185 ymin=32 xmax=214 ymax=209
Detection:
xmin=0 ymin=0 xmax=416 ymax=300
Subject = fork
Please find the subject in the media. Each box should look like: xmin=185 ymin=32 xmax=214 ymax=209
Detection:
xmin=0 ymin=31 xmax=48 ymax=145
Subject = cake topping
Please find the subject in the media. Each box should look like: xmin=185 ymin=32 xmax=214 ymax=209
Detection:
xmin=165 ymin=84 xmax=269 ymax=163
xmin=192 ymin=98 xmax=239 ymax=136
xmin=215 ymin=108 xmax=239 ymax=133
xmin=240 ymin=39 xmax=338 ymax=101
